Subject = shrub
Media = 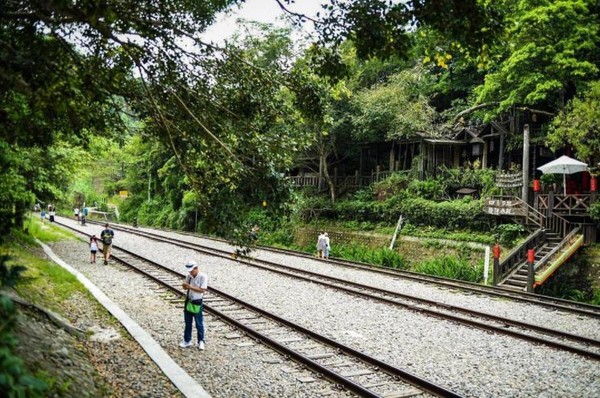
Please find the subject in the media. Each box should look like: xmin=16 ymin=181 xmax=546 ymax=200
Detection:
xmin=589 ymin=202 xmax=600 ymax=223
xmin=438 ymin=165 xmax=497 ymax=197
xmin=333 ymin=244 xmax=408 ymax=269
xmin=493 ymin=223 xmax=526 ymax=246
xmin=372 ymin=172 xmax=411 ymax=198
xmin=406 ymin=178 xmax=445 ymax=200
xmin=414 ymin=255 xmax=483 ymax=282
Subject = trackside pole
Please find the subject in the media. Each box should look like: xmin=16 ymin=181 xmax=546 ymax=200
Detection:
xmin=389 ymin=214 xmax=403 ymax=250
xmin=484 ymin=246 xmax=490 ymax=285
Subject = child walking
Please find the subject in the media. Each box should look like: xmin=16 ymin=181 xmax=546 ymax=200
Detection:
xmin=90 ymin=235 xmax=99 ymax=264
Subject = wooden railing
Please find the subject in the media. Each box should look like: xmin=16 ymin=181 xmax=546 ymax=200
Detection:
xmin=288 ymin=171 xmax=402 ymax=189
xmin=492 ymin=201 xmax=579 ymax=286
xmin=289 ymin=175 xmax=321 ymax=187
xmin=494 ymin=228 xmax=545 ymax=285
xmin=484 ymin=195 xmax=544 ymax=228
xmin=545 ymin=212 xmax=574 ymax=237
xmin=536 ymin=193 xmax=594 ymax=215
xmin=534 ymin=226 xmax=581 ymax=272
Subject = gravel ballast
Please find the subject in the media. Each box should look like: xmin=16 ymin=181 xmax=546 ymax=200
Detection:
xmin=53 ymin=218 xmax=600 ymax=397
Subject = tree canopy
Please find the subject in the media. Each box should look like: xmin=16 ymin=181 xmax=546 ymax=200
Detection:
xmin=1 ymin=0 xmax=599 ymax=239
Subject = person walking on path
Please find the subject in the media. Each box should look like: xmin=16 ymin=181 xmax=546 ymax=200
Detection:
xmin=48 ymin=206 xmax=55 ymax=223
xmin=89 ymin=235 xmax=99 ymax=264
xmin=80 ymin=206 xmax=88 ymax=225
xmin=100 ymin=223 xmax=114 ymax=265
xmin=324 ymin=232 xmax=331 ymax=259
xmin=180 ymin=260 xmax=208 ymax=350
xmin=40 ymin=208 xmax=46 ymax=224
xmin=316 ymin=232 xmax=326 ymax=258
xmin=74 ymin=207 xmax=79 ymax=221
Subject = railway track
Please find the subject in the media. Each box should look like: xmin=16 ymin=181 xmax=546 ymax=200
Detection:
xmin=59 ymin=221 xmax=461 ymax=398
xmin=166 ymin=226 xmax=600 ymax=318
xmin=73 ymin=220 xmax=600 ymax=360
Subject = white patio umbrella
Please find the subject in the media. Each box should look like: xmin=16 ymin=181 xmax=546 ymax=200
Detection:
xmin=537 ymin=155 xmax=589 ymax=195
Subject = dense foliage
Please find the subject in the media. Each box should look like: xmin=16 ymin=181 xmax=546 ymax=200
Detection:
xmin=1 ymin=0 xmax=599 ymax=243
xmin=547 ymin=81 xmax=600 ymax=167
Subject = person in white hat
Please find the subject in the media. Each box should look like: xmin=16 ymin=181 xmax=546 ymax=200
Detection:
xmin=180 ymin=260 xmax=208 ymax=350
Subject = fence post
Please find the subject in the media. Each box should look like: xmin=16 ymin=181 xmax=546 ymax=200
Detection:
xmin=527 ymin=248 xmax=535 ymax=293
xmin=484 ymin=246 xmax=491 ymax=285
xmin=389 ymin=215 xmax=403 ymax=250
xmin=492 ymin=243 xmax=501 ymax=285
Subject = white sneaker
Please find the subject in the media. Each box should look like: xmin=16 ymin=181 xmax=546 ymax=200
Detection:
xmin=179 ymin=341 xmax=192 ymax=348
xmin=197 ymin=341 xmax=205 ymax=350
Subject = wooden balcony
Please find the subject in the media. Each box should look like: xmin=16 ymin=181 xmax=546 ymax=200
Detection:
xmin=535 ymin=193 xmax=596 ymax=216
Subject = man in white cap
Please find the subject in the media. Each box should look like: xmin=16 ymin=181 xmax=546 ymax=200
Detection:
xmin=180 ymin=260 xmax=208 ymax=350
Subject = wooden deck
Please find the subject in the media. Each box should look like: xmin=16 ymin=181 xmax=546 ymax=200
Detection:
xmin=535 ymin=193 xmax=596 ymax=216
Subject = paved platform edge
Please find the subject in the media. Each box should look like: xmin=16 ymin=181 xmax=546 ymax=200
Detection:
xmin=37 ymin=239 xmax=211 ymax=398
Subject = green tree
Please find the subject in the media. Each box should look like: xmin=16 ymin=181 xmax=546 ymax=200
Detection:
xmin=289 ymin=53 xmax=355 ymax=204
xmin=1 ymin=1 xmax=313 ymax=236
xmin=315 ymin=0 xmax=501 ymax=61
xmin=475 ymin=0 xmax=600 ymax=117
xmin=547 ymin=80 xmax=600 ymax=166
xmin=351 ymin=65 xmax=437 ymax=141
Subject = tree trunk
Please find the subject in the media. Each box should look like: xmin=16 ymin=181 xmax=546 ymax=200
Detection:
xmin=319 ymin=152 xmax=336 ymax=203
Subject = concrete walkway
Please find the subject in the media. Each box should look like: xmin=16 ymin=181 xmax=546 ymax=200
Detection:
xmin=38 ymin=239 xmax=211 ymax=398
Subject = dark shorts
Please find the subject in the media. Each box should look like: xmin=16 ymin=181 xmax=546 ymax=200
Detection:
xmin=91 ymin=250 xmax=97 ymax=254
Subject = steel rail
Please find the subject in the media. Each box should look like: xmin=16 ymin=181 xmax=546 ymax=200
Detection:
xmin=57 ymin=221 xmax=462 ymax=398
xmin=93 ymin=219 xmax=600 ymax=317
xmin=78 ymin=220 xmax=600 ymax=360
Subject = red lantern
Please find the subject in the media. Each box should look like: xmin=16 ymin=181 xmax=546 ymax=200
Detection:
xmin=591 ymin=177 xmax=597 ymax=192
xmin=533 ymin=179 xmax=540 ymax=192
xmin=493 ymin=244 xmax=501 ymax=259
xmin=527 ymin=249 xmax=535 ymax=264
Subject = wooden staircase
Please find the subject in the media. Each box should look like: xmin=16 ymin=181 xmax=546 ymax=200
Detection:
xmin=500 ymin=232 xmax=565 ymax=291
xmin=488 ymin=196 xmax=585 ymax=292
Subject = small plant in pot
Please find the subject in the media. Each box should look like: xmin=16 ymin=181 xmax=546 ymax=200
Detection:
xmin=540 ymin=173 xmax=558 ymax=193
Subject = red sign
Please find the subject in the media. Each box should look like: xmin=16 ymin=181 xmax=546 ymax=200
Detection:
xmin=533 ymin=179 xmax=540 ymax=192
xmin=591 ymin=177 xmax=597 ymax=192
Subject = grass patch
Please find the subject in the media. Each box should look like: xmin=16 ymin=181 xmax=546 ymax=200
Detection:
xmin=22 ymin=213 xmax=78 ymax=243
xmin=1 ymin=240 xmax=92 ymax=314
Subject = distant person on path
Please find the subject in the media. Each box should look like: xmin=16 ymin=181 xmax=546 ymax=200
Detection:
xmin=49 ymin=206 xmax=55 ymax=222
xmin=40 ymin=209 xmax=46 ymax=224
xmin=180 ymin=261 xmax=208 ymax=350
xmin=89 ymin=235 xmax=99 ymax=264
xmin=74 ymin=207 xmax=79 ymax=221
xmin=82 ymin=206 xmax=89 ymax=225
xmin=324 ymin=232 xmax=331 ymax=259
xmin=100 ymin=223 xmax=114 ymax=265
xmin=316 ymin=232 xmax=326 ymax=258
